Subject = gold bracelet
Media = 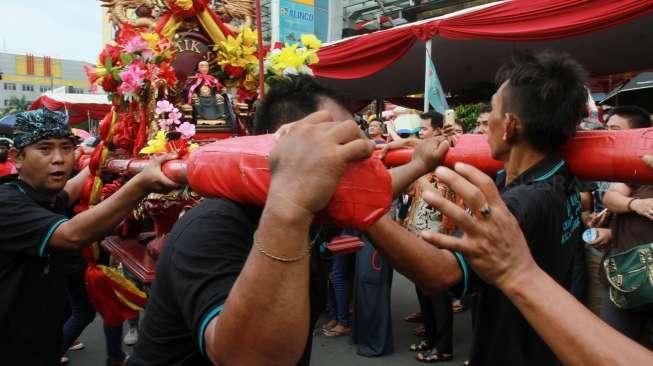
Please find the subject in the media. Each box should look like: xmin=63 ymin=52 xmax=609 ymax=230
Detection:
xmin=253 ymin=232 xmax=311 ymax=263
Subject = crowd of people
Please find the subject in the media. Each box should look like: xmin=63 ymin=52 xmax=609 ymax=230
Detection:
xmin=1 ymin=50 xmax=653 ymax=366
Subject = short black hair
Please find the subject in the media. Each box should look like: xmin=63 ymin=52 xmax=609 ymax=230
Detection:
xmin=253 ymin=74 xmax=349 ymax=134
xmin=419 ymin=110 xmax=444 ymax=129
xmin=607 ymin=105 xmax=651 ymax=129
xmin=495 ymin=50 xmax=588 ymax=154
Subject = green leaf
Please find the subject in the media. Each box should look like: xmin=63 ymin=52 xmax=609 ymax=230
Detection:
xmin=120 ymin=53 xmax=133 ymax=65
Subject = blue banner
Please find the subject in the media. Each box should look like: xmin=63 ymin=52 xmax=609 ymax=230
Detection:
xmin=425 ymin=52 xmax=449 ymax=113
xmin=279 ymin=0 xmax=315 ymax=45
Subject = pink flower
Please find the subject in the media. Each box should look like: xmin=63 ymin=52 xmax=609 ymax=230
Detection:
xmin=158 ymin=118 xmax=173 ymax=130
xmin=175 ymin=122 xmax=196 ymax=139
xmin=123 ymin=36 xmax=148 ymax=54
xmin=169 ymin=108 xmax=182 ymax=125
xmin=141 ymin=48 xmax=154 ymax=61
xmin=155 ymin=100 xmax=174 ymax=115
xmin=118 ymin=63 xmax=146 ymax=101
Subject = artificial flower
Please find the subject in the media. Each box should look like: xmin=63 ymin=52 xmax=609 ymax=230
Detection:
xmin=156 ymin=62 xmax=177 ymax=85
xmin=241 ymin=26 xmax=258 ymax=47
xmin=169 ymin=108 xmax=182 ymax=124
xmin=264 ymin=37 xmax=320 ymax=78
xmin=175 ymin=122 xmax=196 ymax=139
xmin=123 ymin=35 xmax=149 ymax=54
xmin=139 ymin=131 xmax=168 ymax=155
xmin=118 ymin=63 xmax=146 ymax=101
xmin=300 ymin=34 xmax=322 ymax=50
xmin=140 ymin=32 xmax=160 ymax=51
xmin=155 ymin=100 xmax=174 ymax=115
xmin=100 ymin=75 xmax=120 ymax=93
xmin=99 ymin=44 xmax=123 ymax=67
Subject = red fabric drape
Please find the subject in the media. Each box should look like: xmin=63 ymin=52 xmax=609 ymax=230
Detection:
xmin=436 ymin=0 xmax=653 ymax=41
xmin=313 ymin=26 xmax=417 ymax=79
xmin=29 ymin=95 xmax=111 ymax=124
xmin=313 ymin=0 xmax=653 ymax=80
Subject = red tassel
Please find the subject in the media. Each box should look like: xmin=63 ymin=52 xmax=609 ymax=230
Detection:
xmin=85 ymin=265 xmax=140 ymax=327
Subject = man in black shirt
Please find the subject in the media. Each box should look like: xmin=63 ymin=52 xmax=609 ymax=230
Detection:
xmin=131 ymin=75 xmax=450 ymax=365
xmin=0 ymin=108 xmax=178 ymax=365
xmin=366 ymin=50 xmax=588 ymax=365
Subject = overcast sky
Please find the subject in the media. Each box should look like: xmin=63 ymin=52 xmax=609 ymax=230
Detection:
xmin=0 ymin=0 xmax=103 ymax=63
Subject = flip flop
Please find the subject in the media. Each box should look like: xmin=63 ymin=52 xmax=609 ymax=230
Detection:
xmin=403 ymin=311 xmax=424 ymax=323
xmin=416 ymin=348 xmax=453 ymax=363
xmin=410 ymin=340 xmax=432 ymax=352
xmin=320 ymin=320 xmax=338 ymax=331
xmin=414 ymin=324 xmax=426 ymax=337
xmin=322 ymin=326 xmax=351 ymax=337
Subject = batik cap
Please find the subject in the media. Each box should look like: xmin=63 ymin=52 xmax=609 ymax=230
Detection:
xmin=13 ymin=108 xmax=79 ymax=148
xmin=0 ymin=134 xmax=12 ymax=147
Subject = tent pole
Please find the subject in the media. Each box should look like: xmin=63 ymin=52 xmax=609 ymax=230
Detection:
xmin=423 ymin=39 xmax=431 ymax=113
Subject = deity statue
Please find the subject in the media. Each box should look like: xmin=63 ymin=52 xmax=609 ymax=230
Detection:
xmin=182 ymin=61 xmax=232 ymax=129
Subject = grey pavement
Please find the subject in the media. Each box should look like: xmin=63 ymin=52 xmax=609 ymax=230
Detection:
xmin=66 ymin=273 xmax=472 ymax=365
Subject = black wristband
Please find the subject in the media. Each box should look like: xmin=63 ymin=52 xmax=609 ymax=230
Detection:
xmin=627 ymin=197 xmax=638 ymax=212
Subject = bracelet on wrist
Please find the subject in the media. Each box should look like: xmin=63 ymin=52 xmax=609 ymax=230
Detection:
xmin=253 ymin=231 xmax=311 ymax=263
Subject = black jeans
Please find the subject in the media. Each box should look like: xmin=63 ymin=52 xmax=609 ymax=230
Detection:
xmin=416 ymin=286 xmax=453 ymax=354
xmin=62 ymin=264 xmax=97 ymax=354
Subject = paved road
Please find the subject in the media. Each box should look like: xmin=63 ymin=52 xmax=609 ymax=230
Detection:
xmin=66 ymin=273 xmax=472 ymax=365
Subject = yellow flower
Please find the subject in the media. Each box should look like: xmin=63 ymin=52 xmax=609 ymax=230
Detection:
xmin=173 ymin=0 xmax=193 ymax=10
xmin=188 ymin=143 xmax=199 ymax=152
xmin=273 ymin=44 xmax=305 ymax=69
xmin=300 ymin=34 xmax=322 ymax=50
xmin=217 ymin=31 xmax=259 ymax=70
xmin=240 ymin=27 xmax=258 ymax=47
xmin=305 ymin=51 xmax=319 ymax=65
xmin=140 ymin=131 xmax=168 ymax=155
xmin=141 ymin=32 xmax=160 ymax=51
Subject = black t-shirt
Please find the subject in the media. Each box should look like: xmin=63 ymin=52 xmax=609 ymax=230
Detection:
xmin=0 ymin=177 xmax=71 ymax=366
xmin=130 ymin=198 xmax=326 ymax=366
xmin=457 ymin=156 xmax=583 ymax=366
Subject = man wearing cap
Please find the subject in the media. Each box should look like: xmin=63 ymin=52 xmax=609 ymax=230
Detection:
xmin=0 ymin=135 xmax=16 ymax=176
xmin=0 ymin=108 xmax=178 ymax=365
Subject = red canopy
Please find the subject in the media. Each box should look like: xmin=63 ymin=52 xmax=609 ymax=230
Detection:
xmin=30 ymin=94 xmax=112 ymax=124
xmin=314 ymin=0 xmax=653 ymax=99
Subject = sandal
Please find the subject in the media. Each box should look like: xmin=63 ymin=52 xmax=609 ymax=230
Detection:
xmin=321 ymin=319 xmax=338 ymax=331
xmin=409 ymin=340 xmax=432 ymax=352
xmin=413 ymin=324 xmax=426 ymax=337
xmin=322 ymin=325 xmax=350 ymax=337
xmin=403 ymin=311 xmax=424 ymax=323
xmin=416 ymin=348 xmax=453 ymax=363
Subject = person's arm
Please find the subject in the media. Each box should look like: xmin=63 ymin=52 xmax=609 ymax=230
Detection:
xmin=365 ymin=136 xmax=461 ymax=293
xmin=602 ymin=183 xmax=633 ymax=213
xmin=418 ymin=163 xmax=653 ymax=366
xmin=205 ymin=202 xmax=313 ymax=365
xmin=204 ymin=111 xmax=374 ymax=365
xmin=366 ymin=215 xmax=462 ymax=294
xmin=603 ymin=183 xmax=653 ymax=220
xmin=504 ymin=266 xmax=651 ymax=366
xmin=387 ymin=136 xmax=450 ymax=196
xmin=385 ymin=120 xmax=402 ymax=142
xmin=49 ymin=153 xmax=179 ymax=250
xmin=64 ymin=166 xmax=90 ymax=205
